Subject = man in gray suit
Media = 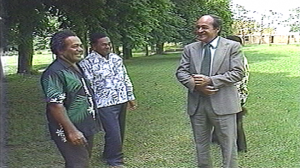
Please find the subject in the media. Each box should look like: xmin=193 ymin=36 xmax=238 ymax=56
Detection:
xmin=176 ymin=15 xmax=245 ymax=168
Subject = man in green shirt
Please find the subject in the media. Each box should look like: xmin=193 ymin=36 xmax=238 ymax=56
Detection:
xmin=41 ymin=30 xmax=101 ymax=168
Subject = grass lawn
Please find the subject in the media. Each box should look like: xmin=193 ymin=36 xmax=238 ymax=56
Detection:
xmin=4 ymin=44 xmax=300 ymax=167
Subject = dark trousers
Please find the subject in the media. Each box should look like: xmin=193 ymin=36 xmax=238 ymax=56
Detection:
xmin=53 ymin=135 xmax=94 ymax=168
xmin=212 ymin=107 xmax=247 ymax=152
xmin=98 ymin=103 xmax=127 ymax=166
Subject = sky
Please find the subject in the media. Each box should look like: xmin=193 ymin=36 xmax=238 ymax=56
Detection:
xmin=231 ymin=0 xmax=298 ymax=13
xmin=231 ymin=0 xmax=300 ymax=33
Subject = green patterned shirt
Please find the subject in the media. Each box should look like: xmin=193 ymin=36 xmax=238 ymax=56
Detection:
xmin=41 ymin=58 xmax=100 ymax=141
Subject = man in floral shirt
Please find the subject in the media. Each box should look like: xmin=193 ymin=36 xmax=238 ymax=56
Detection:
xmin=79 ymin=33 xmax=136 ymax=168
xmin=41 ymin=30 xmax=101 ymax=168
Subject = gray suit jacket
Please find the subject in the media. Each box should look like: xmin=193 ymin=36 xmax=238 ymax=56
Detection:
xmin=176 ymin=37 xmax=245 ymax=116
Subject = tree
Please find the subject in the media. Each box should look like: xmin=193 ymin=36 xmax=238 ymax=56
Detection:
xmin=96 ymin=0 xmax=174 ymax=58
xmin=283 ymin=7 xmax=300 ymax=44
xmin=172 ymin=0 xmax=233 ymax=44
xmin=0 ymin=0 xmax=4 ymax=55
xmin=172 ymin=0 xmax=208 ymax=44
xmin=4 ymin=0 xmax=48 ymax=74
xmin=202 ymin=0 xmax=233 ymax=37
xmin=43 ymin=0 xmax=107 ymax=55
xmin=286 ymin=7 xmax=300 ymax=33
xmin=0 ymin=0 xmax=8 ymax=165
xmin=231 ymin=4 xmax=257 ymax=42
xmin=114 ymin=0 xmax=153 ymax=59
xmin=4 ymin=0 xmax=235 ymax=72
xmin=257 ymin=10 xmax=282 ymax=45
xmin=147 ymin=0 xmax=184 ymax=55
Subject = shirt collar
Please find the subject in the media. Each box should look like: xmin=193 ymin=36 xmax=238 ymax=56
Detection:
xmin=57 ymin=57 xmax=82 ymax=73
xmin=57 ymin=57 xmax=73 ymax=68
xmin=209 ymin=36 xmax=219 ymax=49
xmin=91 ymin=50 xmax=110 ymax=60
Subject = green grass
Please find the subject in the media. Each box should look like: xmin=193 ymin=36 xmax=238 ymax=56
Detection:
xmin=4 ymin=44 xmax=300 ymax=167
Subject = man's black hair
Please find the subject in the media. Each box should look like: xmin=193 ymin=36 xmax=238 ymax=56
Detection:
xmin=89 ymin=32 xmax=107 ymax=45
xmin=50 ymin=30 xmax=77 ymax=55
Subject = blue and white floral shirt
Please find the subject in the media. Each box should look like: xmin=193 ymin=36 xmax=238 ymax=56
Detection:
xmin=79 ymin=51 xmax=135 ymax=108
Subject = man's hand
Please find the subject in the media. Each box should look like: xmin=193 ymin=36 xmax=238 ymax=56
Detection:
xmin=128 ymin=100 xmax=137 ymax=110
xmin=193 ymin=74 xmax=211 ymax=87
xmin=66 ymin=130 xmax=87 ymax=146
xmin=47 ymin=103 xmax=87 ymax=146
xmin=198 ymin=85 xmax=219 ymax=95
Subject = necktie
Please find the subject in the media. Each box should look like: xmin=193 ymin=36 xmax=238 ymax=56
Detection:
xmin=201 ymin=44 xmax=211 ymax=76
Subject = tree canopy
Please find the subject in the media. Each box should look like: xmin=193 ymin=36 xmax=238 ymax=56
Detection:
xmin=287 ymin=7 xmax=300 ymax=33
xmin=3 ymin=0 xmax=233 ymax=74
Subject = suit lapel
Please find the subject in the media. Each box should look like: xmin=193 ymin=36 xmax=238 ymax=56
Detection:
xmin=212 ymin=38 xmax=228 ymax=75
xmin=191 ymin=42 xmax=205 ymax=73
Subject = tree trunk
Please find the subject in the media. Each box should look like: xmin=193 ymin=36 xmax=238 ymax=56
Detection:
xmin=0 ymin=0 xmax=8 ymax=166
xmin=259 ymin=32 xmax=263 ymax=45
xmin=112 ymin=42 xmax=121 ymax=55
xmin=17 ymin=21 xmax=34 ymax=74
xmin=115 ymin=46 xmax=121 ymax=56
xmin=156 ymin=42 xmax=164 ymax=55
xmin=0 ymin=0 xmax=5 ymax=82
xmin=145 ymin=44 xmax=149 ymax=56
xmin=241 ymin=26 xmax=245 ymax=43
xmin=122 ymin=44 xmax=132 ymax=59
xmin=150 ymin=45 xmax=155 ymax=55
xmin=259 ymin=17 xmax=264 ymax=45
xmin=269 ymin=33 xmax=272 ymax=46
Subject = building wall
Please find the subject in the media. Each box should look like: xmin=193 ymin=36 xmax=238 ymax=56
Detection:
xmin=240 ymin=34 xmax=300 ymax=44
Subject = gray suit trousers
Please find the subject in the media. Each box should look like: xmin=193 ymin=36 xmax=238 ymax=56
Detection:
xmin=190 ymin=97 xmax=238 ymax=168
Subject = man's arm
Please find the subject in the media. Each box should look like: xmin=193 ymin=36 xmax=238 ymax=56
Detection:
xmin=210 ymin=42 xmax=245 ymax=88
xmin=122 ymin=64 xmax=137 ymax=110
xmin=47 ymin=103 xmax=87 ymax=146
xmin=175 ymin=46 xmax=196 ymax=92
xmin=41 ymin=71 xmax=87 ymax=146
xmin=123 ymin=65 xmax=135 ymax=99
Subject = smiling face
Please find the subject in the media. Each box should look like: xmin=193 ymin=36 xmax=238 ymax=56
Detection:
xmin=58 ymin=36 xmax=83 ymax=63
xmin=92 ymin=37 xmax=111 ymax=57
xmin=195 ymin=15 xmax=220 ymax=43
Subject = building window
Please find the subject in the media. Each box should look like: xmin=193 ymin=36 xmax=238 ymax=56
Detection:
xmin=245 ymin=36 xmax=249 ymax=42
